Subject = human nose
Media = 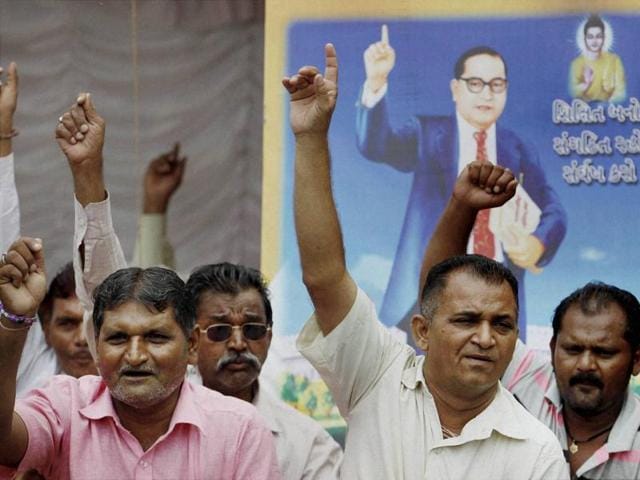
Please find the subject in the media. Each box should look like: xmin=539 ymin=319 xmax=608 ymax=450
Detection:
xmin=471 ymin=322 xmax=495 ymax=349
xmin=576 ymin=351 xmax=596 ymax=372
xmin=125 ymin=337 xmax=148 ymax=366
xmin=479 ymin=83 xmax=494 ymax=99
xmin=73 ymin=325 xmax=89 ymax=347
xmin=227 ymin=325 xmax=248 ymax=351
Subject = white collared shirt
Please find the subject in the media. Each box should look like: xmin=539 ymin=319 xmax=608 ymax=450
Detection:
xmin=187 ymin=369 xmax=343 ymax=479
xmin=298 ymin=287 xmax=568 ymax=479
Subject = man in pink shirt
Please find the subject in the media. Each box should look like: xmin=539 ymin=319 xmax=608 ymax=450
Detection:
xmin=0 ymin=157 xmax=279 ymax=480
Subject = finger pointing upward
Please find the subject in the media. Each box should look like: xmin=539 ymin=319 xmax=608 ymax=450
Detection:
xmin=381 ymin=24 xmax=389 ymax=45
xmin=77 ymin=93 xmax=101 ymax=125
xmin=324 ymin=43 xmax=338 ymax=85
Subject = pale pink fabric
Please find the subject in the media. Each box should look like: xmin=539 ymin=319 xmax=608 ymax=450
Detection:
xmin=2 ymin=375 xmax=280 ymax=480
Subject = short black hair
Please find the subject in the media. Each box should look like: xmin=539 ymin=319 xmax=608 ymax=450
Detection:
xmin=186 ymin=262 xmax=272 ymax=325
xmin=420 ymin=254 xmax=519 ymax=319
xmin=38 ymin=261 xmax=76 ymax=325
xmin=453 ymin=46 xmax=508 ymax=79
xmin=552 ymin=282 xmax=640 ymax=351
xmin=93 ymin=267 xmax=195 ymax=337
xmin=584 ymin=14 xmax=605 ymax=36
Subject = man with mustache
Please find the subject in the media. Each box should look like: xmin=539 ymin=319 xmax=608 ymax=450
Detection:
xmin=421 ymin=161 xmax=640 ymax=479
xmin=186 ymin=263 xmax=343 ymax=479
xmin=285 ymin=43 xmax=566 ymax=479
xmin=0 ymin=238 xmax=279 ymax=479
xmin=57 ymin=93 xmax=342 ymax=478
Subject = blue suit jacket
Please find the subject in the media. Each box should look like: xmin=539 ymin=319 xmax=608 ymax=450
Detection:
xmin=356 ymin=96 xmax=567 ymax=333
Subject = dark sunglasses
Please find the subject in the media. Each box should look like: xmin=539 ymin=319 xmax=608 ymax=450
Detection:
xmin=200 ymin=323 xmax=271 ymax=342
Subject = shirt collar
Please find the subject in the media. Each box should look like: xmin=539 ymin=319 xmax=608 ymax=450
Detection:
xmin=79 ymin=380 xmax=207 ymax=436
xmin=544 ymin=380 xmax=640 ymax=453
xmin=599 ymin=387 xmax=640 ymax=453
xmin=544 ymin=376 xmax=564 ymax=409
xmin=455 ymin=111 xmax=497 ymax=144
xmin=252 ymin=381 xmax=282 ymax=434
xmin=402 ymin=358 xmax=528 ymax=441
xmin=477 ymin=383 xmax=530 ymax=441
xmin=401 ymin=355 xmax=427 ymax=390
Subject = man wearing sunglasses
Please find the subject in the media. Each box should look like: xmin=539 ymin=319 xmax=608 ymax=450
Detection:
xmin=57 ymin=95 xmax=343 ymax=477
xmin=355 ymin=25 xmax=566 ymax=340
xmin=185 ymin=263 xmax=343 ymax=479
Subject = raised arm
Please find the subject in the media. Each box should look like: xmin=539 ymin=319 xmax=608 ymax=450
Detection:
xmin=419 ymin=162 xmax=517 ymax=295
xmin=55 ymin=93 xmax=106 ymax=207
xmin=283 ymin=44 xmax=356 ymax=335
xmin=55 ymin=95 xmax=126 ymax=355
xmin=363 ymin=24 xmax=395 ymax=95
xmin=132 ymin=143 xmax=186 ymax=268
xmin=0 ymin=237 xmax=46 ymax=467
xmin=0 ymin=63 xmax=20 ymax=251
xmin=0 ymin=62 xmax=18 ymax=158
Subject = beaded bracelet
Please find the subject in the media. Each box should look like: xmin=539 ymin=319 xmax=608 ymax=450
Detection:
xmin=0 ymin=128 xmax=19 ymax=140
xmin=0 ymin=300 xmax=36 ymax=327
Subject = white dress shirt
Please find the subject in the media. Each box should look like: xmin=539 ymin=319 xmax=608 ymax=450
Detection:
xmin=297 ymin=287 xmax=568 ymax=479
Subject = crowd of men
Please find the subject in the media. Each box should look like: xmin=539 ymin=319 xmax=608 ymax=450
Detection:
xmin=1 ymin=34 xmax=639 ymax=480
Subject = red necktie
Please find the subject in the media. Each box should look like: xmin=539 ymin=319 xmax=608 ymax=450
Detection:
xmin=472 ymin=130 xmax=495 ymax=258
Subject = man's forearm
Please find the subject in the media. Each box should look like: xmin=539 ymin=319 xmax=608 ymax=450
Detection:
xmin=294 ymin=134 xmax=346 ymax=289
xmin=0 ymin=118 xmax=13 ymax=156
xmin=419 ymin=196 xmax=476 ymax=296
xmin=72 ymin=160 xmax=107 ymax=207
xmin=294 ymin=133 xmax=356 ymax=334
xmin=0 ymin=316 xmax=28 ymax=441
xmin=0 ymin=139 xmax=12 ymax=157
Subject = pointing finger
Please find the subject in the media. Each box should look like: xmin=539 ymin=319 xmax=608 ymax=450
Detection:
xmin=6 ymin=62 xmax=18 ymax=92
xmin=324 ymin=43 xmax=338 ymax=85
xmin=381 ymin=24 xmax=389 ymax=45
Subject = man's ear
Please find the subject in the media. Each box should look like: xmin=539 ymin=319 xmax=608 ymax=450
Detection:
xmin=188 ymin=326 xmax=200 ymax=365
xmin=632 ymin=347 xmax=640 ymax=377
xmin=450 ymin=78 xmax=459 ymax=102
xmin=411 ymin=314 xmax=431 ymax=352
xmin=41 ymin=321 xmax=52 ymax=346
xmin=549 ymin=336 xmax=557 ymax=367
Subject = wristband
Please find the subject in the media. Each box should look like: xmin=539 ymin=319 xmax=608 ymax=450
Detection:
xmin=0 ymin=300 xmax=36 ymax=326
xmin=0 ymin=128 xmax=19 ymax=140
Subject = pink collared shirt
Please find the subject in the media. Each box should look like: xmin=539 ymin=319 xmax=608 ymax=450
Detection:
xmin=1 ymin=375 xmax=280 ymax=480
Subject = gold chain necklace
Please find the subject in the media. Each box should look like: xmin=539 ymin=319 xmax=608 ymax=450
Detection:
xmin=565 ymin=423 xmax=614 ymax=454
xmin=441 ymin=424 xmax=460 ymax=439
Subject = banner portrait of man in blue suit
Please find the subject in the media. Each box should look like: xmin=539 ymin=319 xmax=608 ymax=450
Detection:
xmin=356 ymin=25 xmax=568 ymax=337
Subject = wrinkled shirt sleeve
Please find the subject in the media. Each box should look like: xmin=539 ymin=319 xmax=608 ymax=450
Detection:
xmin=73 ymin=194 xmax=127 ymax=357
xmin=0 ymin=154 xmax=19 ymax=251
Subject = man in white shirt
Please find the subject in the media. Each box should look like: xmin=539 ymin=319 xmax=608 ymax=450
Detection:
xmin=186 ymin=263 xmax=343 ymax=479
xmin=284 ymin=42 xmax=567 ymax=479
xmin=422 ymin=159 xmax=640 ymax=479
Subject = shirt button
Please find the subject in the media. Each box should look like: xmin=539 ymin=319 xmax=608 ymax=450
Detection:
xmin=140 ymin=461 xmax=148 ymax=468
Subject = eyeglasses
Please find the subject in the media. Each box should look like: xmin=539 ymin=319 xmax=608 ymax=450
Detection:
xmin=458 ymin=77 xmax=508 ymax=94
xmin=200 ymin=323 xmax=271 ymax=342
